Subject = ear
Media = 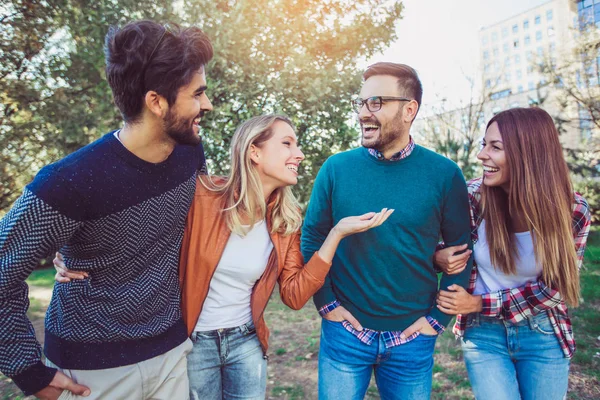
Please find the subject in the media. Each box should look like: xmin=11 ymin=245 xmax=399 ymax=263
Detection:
xmin=403 ymin=100 xmax=419 ymax=123
xmin=144 ymin=91 xmax=169 ymax=118
xmin=249 ymin=144 xmax=261 ymax=164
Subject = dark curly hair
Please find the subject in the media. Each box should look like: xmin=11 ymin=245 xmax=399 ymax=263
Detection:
xmin=105 ymin=20 xmax=213 ymax=122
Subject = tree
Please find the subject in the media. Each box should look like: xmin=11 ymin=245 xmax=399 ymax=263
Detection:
xmin=414 ymin=76 xmax=493 ymax=180
xmin=179 ymin=0 xmax=403 ymax=205
xmin=1 ymin=0 xmax=178 ymax=215
xmin=1 ymin=0 xmax=404 ymax=215
xmin=537 ymin=24 xmax=600 ymax=221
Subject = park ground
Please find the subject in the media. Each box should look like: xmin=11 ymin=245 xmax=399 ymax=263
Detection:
xmin=1 ymin=229 xmax=599 ymax=399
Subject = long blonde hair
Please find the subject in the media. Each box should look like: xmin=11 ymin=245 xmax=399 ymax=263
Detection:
xmin=481 ymin=107 xmax=580 ymax=306
xmin=203 ymin=115 xmax=302 ymax=237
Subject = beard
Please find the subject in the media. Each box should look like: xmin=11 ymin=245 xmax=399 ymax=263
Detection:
xmin=164 ymin=109 xmax=201 ymax=146
xmin=360 ymin=109 xmax=404 ymax=152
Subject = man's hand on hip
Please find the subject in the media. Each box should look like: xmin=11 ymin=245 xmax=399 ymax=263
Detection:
xmin=400 ymin=316 xmax=438 ymax=339
xmin=35 ymin=370 xmax=90 ymax=400
xmin=322 ymin=305 xmax=363 ymax=331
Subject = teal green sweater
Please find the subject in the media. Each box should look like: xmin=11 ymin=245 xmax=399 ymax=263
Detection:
xmin=301 ymin=146 xmax=473 ymax=330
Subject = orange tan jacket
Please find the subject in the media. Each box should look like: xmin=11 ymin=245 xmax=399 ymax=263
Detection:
xmin=179 ymin=176 xmax=332 ymax=354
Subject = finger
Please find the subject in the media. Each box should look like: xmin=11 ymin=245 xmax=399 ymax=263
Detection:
xmin=358 ymin=212 xmax=377 ymax=221
xmin=437 ymin=304 xmax=458 ymax=314
xmin=55 ymin=273 xmax=71 ymax=283
xmin=446 ymin=265 xmax=466 ymax=275
xmin=448 ymin=252 xmax=471 ymax=264
xmin=55 ymin=252 xmax=64 ymax=261
xmin=64 ymin=380 xmax=91 ymax=397
xmin=53 ymin=256 xmax=66 ymax=269
xmin=343 ymin=311 xmax=363 ymax=331
xmin=374 ymin=208 xmax=394 ymax=226
xmin=447 ymin=284 xmax=465 ymax=292
xmin=400 ymin=322 xmax=419 ymax=339
xmin=448 ymin=244 xmax=468 ymax=253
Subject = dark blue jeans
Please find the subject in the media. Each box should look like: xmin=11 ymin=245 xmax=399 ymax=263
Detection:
xmin=187 ymin=321 xmax=267 ymax=400
xmin=461 ymin=313 xmax=569 ymax=400
xmin=318 ymin=318 xmax=437 ymax=400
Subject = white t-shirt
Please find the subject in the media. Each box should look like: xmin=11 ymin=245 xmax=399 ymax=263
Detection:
xmin=194 ymin=220 xmax=274 ymax=331
xmin=473 ymin=219 xmax=542 ymax=295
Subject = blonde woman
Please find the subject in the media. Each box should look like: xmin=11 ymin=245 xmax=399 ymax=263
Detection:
xmin=433 ymin=108 xmax=591 ymax=400
xmin=56 ymin=114 xmax=393 ymax=400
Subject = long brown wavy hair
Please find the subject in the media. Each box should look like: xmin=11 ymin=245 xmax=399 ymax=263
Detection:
xmin=481 ymin=107 xmax=580 ymax=306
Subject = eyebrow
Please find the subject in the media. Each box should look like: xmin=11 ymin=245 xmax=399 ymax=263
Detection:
xmin=282 ymin=135 xmax=297 ymax=142
xmin=489 ymin=140 xmax=503 ymax=144
xmin=194 ymin=85 xmax=208 ymax=94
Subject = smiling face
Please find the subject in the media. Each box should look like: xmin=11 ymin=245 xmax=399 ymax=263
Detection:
xmin=357 ymin=75 xmax=407 ymax=152
xmin=163 ymin=68 xmax=213 ymax=145
xmin=251 ymin=120 xmax=305 ymax=192
xmin=478 ymin=121 xmax=509 ymax=190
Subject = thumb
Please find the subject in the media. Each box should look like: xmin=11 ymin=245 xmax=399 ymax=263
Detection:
xmin=64 ymin=379 xmax=91 ymax=397
xmin=343 ymin=310 xmax=363 ymax=331
xmin=401 ymin=322 xmax=419 ymax=339
xmin=447 ymin=284 xmax=461 ymax=291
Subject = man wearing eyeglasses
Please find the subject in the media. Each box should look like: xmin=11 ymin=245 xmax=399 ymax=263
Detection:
xmin=0 ymin=21 xmax=213 ymax=399
xmin=302 ymin=62 xmax=473 ymax=399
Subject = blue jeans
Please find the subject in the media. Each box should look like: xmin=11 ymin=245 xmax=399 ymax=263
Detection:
xmin=318 ymin=318 xmax=437 ymax=400
xmin=461 ymin=313 xmax=570 ymax=400
xmin=187 ymin=321 xmax=267 ymax=400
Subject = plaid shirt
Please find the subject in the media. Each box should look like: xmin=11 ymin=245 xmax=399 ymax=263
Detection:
xmin=318 ymin=137 xmax=446 ymax=347
xmin=452 ymin=177 xmax=592 ymax=358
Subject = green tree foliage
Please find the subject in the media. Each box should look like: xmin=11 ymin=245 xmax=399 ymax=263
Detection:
xmin=1 ymin=0 xmax=404 ymax=215
xmin=179 ymin=0 xmax=403 ymax=205
xmin=0 ymin=0 xmax=177 ymax=214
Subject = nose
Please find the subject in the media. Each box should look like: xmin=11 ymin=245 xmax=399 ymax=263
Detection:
xmin=477 ymin=147 xmax=487 ymax=161
xmin=295 ymin=147 xmax=305 ymax=161
xmin=201 ymin=93 xmax=213 ymax=112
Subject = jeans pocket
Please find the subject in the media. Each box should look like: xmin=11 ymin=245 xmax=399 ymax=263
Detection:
xmin=530 ymin=315 xmax=555 ymax=335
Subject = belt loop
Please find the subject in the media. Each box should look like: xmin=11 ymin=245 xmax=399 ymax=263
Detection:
xmin=527 ymin=315 xmax=538 ymax=330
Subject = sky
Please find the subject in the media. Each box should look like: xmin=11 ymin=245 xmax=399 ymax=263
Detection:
xmin=366 ymin=0 xmax=553 ymax=111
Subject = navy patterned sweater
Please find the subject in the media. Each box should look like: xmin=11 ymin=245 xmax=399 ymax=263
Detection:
xmin=0 ymin=131 xmax=204 ymax=395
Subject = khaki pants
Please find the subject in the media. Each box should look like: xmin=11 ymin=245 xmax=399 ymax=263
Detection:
xmin=45 ymin=338 xmax=193 ymax=400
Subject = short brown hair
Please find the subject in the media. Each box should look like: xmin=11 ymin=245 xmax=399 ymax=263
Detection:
xmin=105 ymin=20 xmax=213 ymax=122
xmin=363 ymin=62 xmax=423 ymax=118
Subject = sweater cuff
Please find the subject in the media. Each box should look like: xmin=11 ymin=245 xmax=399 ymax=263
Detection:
xmin=11 ymin=360 xmax=56 ymax=396
xmin=481 ymin=291 xmax=503 ymax=317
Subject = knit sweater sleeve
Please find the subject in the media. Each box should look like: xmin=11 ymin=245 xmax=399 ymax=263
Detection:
xmin=429 ymin=168 xmax=474 ymax=327
xmin=0 ymin=188 xmax=83 ymax=395
xmin=301 ymin=160 xmax=337 ymax=310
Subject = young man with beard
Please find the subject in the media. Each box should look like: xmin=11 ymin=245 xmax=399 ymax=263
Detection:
xmin=0 ymin=21 xmax=213 ymax=399
xmin=301 ymin=62 xmax=473 ymax=399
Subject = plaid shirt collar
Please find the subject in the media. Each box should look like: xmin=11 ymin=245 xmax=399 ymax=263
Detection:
xmin=367 ymin=136 xmax=415 ymax=162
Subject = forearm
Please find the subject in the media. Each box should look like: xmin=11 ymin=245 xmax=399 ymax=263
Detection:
xmin=316 ymin=227 xmax=343 ymax=263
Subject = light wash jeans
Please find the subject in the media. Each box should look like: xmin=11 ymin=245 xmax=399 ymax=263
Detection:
xmin=461 ymin=312 xmax=570 ymax=400
xmin=187 ymin=321 xmax=267 ymax=400
xmin=318 ymin=318 xmax=437 ymax=400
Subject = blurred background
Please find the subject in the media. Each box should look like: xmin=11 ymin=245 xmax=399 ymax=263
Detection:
xmin=1 ymin=0 xmax=598 ymax=398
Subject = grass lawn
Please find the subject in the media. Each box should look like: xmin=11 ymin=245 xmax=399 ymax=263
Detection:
xmin=2 ymin=229 xmax=599 ymax=399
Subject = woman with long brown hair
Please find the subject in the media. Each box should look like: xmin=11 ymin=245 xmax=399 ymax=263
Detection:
xmin=433 ymin=107 xmax=591 ymax=400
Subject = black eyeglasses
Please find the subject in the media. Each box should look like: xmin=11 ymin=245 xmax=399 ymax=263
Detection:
xmin=351 ymin=96 xmax=413 ymax=113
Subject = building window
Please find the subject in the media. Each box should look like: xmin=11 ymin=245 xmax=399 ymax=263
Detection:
xmin=505 ymin=57 xmax=511 ymax=66
xmin=527 ymin=65 xmax=534 ymax=73
xmin=524 ymin=35 xmax=531 ymax=45
xmin=482 ymin=35 xmax=488 ymax=45
xmin=536 ymin=30 xmax=542 ymax=41
xmin=547 ymin=9 xmax=553 ymax=21
xmin=548 ymin=26 xmax=555 ymax=36
xmin=549 ymin=42 xmax=556 ymax=52
xmin=535 ymin=15 xmax=541 ymax=25
xmin=483 ymin=50 xmax=490 ymax=60
xmin=515 ymin=54 xmax=521 ymax=64
xmin=486 ymin=79 xmax=491 ymax=88
xmin=493 ymin=47 xmax=499 ymax=56
xmin=503 ymin=43 xmax=509 ymax=53
xmin=523 ymin=19 xmax=529 ymax=29
xmin=526 ymin=51 xmax=533 ymax=61
xmin=528 ymin=81 xmax=535 ymax=90
xmin=512 ymin=24 xmax=518 ymax=34
xmin=518 ymin=84 xmax=524 ymax=92
xmin=505 ymin=72 xmax=512 ymax=81
xmin=537 ymin=46 xmax=544 ymax=56
xmin=513 ymin=39 xmax=519 ymax=49
xmin=484 ymin=63 xmax=490 ymax=72
xmin=502 ymin=27 xmax=509 ymax=37
xmin=490 ymin=89 xmax=512 ymax=100
xmin=516 ymin=70 xmax=522 ymax=79
xmin=492 ymin=31 xmax=498 ymax=41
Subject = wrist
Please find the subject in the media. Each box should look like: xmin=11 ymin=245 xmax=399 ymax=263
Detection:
xmin=472 ymin=295 xmax=483 ymax=313
xmin=331 ymin=225 xmax=345 ymax=241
